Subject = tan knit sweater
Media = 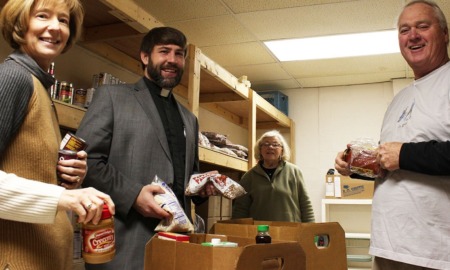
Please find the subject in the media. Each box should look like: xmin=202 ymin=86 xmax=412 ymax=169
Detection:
xmin=0 ymin=76 xmax=73 ymax=270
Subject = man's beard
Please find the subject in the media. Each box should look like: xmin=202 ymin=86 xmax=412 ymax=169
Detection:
xmin=147 ymin=61 xmax=184 ymax=89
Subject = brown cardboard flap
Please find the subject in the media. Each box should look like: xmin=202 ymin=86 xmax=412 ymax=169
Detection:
xmin=211 ymin=219 xmax=348 ymax=270
xmin=145 ymin=233 xmax=306 ymax=270
xmin=236 ymin=242 xmax=305 ymax=270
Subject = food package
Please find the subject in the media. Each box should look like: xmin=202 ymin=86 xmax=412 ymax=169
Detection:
xmin=343 ymin=138 xmax=385 ymax=178
xmin=185 ymin=171 xmax=246 ymax=200
xmin=152 ymin=176 xmax=194 ymax=233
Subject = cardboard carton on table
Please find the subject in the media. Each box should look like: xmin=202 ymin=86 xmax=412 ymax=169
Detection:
xmin=144 ymin=233 xmax=306 ymax=270
xmin=210 ymin=219 xmax=347 ymax=270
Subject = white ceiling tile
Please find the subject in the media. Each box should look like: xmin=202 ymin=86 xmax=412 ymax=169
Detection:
xmin=201 ymin=42 xmax=276 ymax=66
xmin=168 ymin=15 xmax=257 ymax=47
xmin=135 ymin=0 xmax=229 ymax=22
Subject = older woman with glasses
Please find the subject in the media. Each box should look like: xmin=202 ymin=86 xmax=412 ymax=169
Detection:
xmin=232 ymin=130 xmax=315 ymax=222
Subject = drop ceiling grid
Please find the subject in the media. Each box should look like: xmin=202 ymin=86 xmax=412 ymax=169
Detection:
xmin=235 ymin=0 xmax=404 ymax=41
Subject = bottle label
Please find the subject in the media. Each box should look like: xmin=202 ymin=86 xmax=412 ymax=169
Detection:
xmin=83 ymin=227 xmax=115 ymax=254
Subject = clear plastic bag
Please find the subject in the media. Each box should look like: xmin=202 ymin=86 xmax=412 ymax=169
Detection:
xmin=344 ymin=138 xmax=385 ymax=178
xmin=152 ymin=176 xmax=194 ymax=233
xmin=185 ymin=171 xmax=246 ymax=200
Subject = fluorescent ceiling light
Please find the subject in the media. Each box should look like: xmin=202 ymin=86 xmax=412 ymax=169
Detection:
xmin=264 ymin=30 xmax=400 ymax=61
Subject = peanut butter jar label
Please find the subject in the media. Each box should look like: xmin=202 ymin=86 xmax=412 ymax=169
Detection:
xmin=83 ymin=228 xmax=115 ymax=254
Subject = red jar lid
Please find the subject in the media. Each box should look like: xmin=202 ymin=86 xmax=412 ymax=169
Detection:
xmin=101 ymin=204 xmax=112 ymax=219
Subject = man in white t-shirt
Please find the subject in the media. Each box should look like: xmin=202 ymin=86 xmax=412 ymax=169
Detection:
xmin=335 ymin=1 xmax=450 ymax=269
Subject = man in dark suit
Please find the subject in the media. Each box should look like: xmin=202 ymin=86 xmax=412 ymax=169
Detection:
xmin=77 ymin=27 xmax=211 ymax=270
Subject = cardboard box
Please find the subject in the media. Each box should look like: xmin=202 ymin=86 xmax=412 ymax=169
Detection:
xmin=326 ymin=175 xmax=374 ymax=199
xmin=144 ymin=233 xmax=306 ymax=270
xmin=210 ymin=219 xmax=347 ymax=270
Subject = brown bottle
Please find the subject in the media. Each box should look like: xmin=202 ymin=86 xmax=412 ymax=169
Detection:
xmin=255 ymin=225 xmax=271 ymax=244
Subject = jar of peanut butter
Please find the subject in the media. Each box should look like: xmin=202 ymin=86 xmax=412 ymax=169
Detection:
xmin=82 ymin=204 xmax=115 ymax=264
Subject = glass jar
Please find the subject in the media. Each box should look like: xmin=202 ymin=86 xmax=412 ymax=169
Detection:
xmin=255 ymin=224 xmax=271 ymax=244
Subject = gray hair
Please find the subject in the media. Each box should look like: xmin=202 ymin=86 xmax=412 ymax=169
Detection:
xmin=398 ymin=0 xmax=448 ymax=34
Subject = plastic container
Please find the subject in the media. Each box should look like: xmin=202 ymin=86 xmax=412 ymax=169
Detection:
xmin=201 ymin=238 xmax=238 ymax=247
xmin=255 ymin=225 xmax=271 ymax=244
xmin=82 ymin=204 xmax=115 ymax=264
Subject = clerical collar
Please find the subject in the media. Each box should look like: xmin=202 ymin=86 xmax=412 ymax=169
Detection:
xmin=144 ymin=77 xmax=173 ymax=98
xmin=160 ymin=88 xmax=171 ymax=97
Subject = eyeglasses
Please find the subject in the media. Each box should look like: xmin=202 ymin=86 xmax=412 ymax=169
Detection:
xmin=261 ymin=142 xmax=282 ymax=148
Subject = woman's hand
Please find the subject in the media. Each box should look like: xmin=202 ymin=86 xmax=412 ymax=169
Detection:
xmin=57 ymin=150 xmax=87 ymax=189
xmin=57 ymin=187 xmax=115 ymax=225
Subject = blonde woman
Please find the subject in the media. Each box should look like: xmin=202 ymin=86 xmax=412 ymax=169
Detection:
xmin=0 ymin=0 xmax=114 ymax=269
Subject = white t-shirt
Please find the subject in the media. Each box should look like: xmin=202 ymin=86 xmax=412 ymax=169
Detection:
xmin=370 ymin=62 xmax=450 ymax=269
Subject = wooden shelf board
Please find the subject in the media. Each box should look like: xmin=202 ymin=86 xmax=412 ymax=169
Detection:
xmin=53 ymin=100 xmax=86 ymax=130
xmin=199 ymin=146 xmax=248 ymax=172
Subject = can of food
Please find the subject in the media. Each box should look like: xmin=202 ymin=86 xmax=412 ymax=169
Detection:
xmin=59 ymin=81 xmax=72 ymax=104
xmin=57 ymin=149 xmax=78 ymax=185
xmin=60 ymin=132 xmax=88 ymax=151
xmin=73 ymin=88 xmax=87 ymax=107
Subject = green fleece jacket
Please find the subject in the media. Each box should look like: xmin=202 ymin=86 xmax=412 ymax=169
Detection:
xmin=232 ymin=161 xmax=315 ymax=222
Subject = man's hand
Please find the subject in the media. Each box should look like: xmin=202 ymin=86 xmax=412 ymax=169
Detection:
xmin=377 ymin=142 xmax=402 ymax=171
xmin=335 ymin=151 xmax=351 ymax=176
xmin=133 ymin=185 xmax=171 ymax=219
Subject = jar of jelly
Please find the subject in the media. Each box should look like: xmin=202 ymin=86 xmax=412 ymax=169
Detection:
xmin=255 ymin=225 xmax=271 ymax=244
xmin=82 ymin=204 xmax=115 ymax=264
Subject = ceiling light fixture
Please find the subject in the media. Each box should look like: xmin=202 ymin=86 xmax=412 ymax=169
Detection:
xmin=264 ymin=30 xmax=399 ymax=61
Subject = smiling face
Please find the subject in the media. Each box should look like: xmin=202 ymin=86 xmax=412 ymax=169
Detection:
xmin=260 ymin=136 xmax=283 ymax=167
xmin=397 ymin=2 xmax=449 ymax=79
xmin=21 ymin=1 xmax=70 ymax=70
xmin=141 ymin=44 xmax=185 ymax=89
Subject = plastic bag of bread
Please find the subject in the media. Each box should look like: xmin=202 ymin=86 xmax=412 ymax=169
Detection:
xmin=343 ymin=138 xmax=385 ymax=178
xmin=185 ymin=171 xmax=246 ymax=200
xmin=151 ymin=176 xmax=194 ymax=233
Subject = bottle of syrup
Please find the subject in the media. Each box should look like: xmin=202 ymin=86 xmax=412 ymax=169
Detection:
xmin=255 ymin=225 xmax=271 ymax=244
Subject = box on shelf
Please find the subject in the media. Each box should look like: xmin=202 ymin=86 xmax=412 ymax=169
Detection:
xmin=144 ymin=233 xmax=305 ymax=270
xmin=326 ymin=175 xmax=374 ymax=199
xmin=258 ymin=91 xmax=289 ymax=116
xmin=210 ymin=219 xmax=347 ymax=270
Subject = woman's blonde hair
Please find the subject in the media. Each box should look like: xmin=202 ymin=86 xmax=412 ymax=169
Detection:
xmin=0 ymin=0 xmax=84 ymax=53
xmin=254 ymin=130 xmax=291 ymax=161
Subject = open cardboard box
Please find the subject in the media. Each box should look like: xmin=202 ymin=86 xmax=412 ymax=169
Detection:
xmin=144 ymin=233 xmax=306 ymax=270
xmin=210 ymin=219 xmax=347 ymax=270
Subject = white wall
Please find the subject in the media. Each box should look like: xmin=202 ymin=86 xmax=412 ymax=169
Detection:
xmin=283 ymin=82 xmax=397 ymax=222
